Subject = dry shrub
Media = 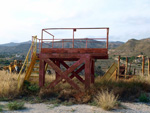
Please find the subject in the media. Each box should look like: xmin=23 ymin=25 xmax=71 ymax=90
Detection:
xmin=0 ymin=71 xmax=23 ymax=99
xmin=95 ymin=89 xmax=119 ymax=110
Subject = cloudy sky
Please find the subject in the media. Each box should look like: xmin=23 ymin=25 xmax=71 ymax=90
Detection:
xmin=0 ymin=0 xmax=150 ymax=44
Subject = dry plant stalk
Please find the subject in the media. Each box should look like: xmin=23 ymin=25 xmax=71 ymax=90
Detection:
xmin=0 ymin=71 xmax=24 ymax=99
xmin=95 ymin=89 xmax=119 ymax=110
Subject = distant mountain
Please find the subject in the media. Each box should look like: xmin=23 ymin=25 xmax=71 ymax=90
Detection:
xmin=0 ymin=39 xmax=124 ymax=55
xmin=0 ymin=41 xmax=32 ymax=47
xmin=109 ymin=38 xmax=150 ymax=57
xmin=0 ymin=42 xmax=20 ymax=47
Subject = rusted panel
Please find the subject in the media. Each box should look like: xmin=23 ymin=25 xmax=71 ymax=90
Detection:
xmin=41 ymin=48 xmax=108 ymax=54
xmin=39 ymin=53 xmax=108 ymax=59
xmin=44 ymin=58 xmax=85 ymax=91
xmin=39 ymin=59 xmax=46 ymax=87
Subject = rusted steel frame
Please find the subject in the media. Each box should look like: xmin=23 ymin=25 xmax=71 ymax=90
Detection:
xmin=39 ymin=53 xmax=108 ymax=60
xmin=42 ymin=29 xmax=55 ymax=48
xmin=69 ymin=64 xmax=85 ymax=80
xmin=86 ymin=38 xmax=87 ymax=48
xmin=73 ymin=29 xmax=76 ymax=48
xmin=41 ymin=48 xmax=108 ymax=54
xmin=43 ymin=28 xmax=109 ymax=30
xmin=45 ymin=57 xmax=85 ymax=91
xmin=69 ymin=64 xmax=85 ymax=81
xmin=59 ymin=60 xmax=85 ymax=83
xmin=39 ymin=59 xmax=46 ymax=87
xmin=52 ymin=36 xmax=54 ymax=48
xmin=91 ymin=59 xmax=95 ymax=84
xmin=106 ymin=28 xmax=109 ymax=49
xmin=41 ymin=38 xmax=107 ymax=40
xmin=55 ymin=60 xmax=60 ymax=79
xmin=41 ymin=29 xmax=43 ymax=50
xmin=43 ymin=29 xmax=55 ymax=37
xmin=38 ymin=39 xmax=41 ymax=53
xmin=85 ymin=55 xmax=92 ymax=89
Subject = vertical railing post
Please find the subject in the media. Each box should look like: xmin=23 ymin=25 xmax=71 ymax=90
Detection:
xmin=86 ymin=38 xmax=87 ymax=48
xmin=52 ymin=36 xmax=54 ymax=48
xmin=41 ymin=29 xmax=43 ymax=51
xmin=73 ymin=29 xmax=76 ymax=48
xmin=106 ymin=28 xmax=109 ymax=49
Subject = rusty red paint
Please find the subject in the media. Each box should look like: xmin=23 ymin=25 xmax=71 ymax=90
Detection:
xmin=37 ymin=27 xmax=109 ymax=91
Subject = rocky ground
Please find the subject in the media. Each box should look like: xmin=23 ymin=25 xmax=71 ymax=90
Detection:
xmin=1 ymin=101 xmax=150 ymax=113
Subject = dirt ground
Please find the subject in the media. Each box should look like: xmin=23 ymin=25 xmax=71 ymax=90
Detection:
xmin=1 ymin=101 xmax=150 ymax=113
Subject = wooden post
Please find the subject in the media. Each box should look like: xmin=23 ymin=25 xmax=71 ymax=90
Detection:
xmin=148 ymin=58 xmax=150 ymax=76
xmin=125 ymin=57 xmax=128 ymax=79
xmin=117 ymin=55 xmax=120 ymax=80
xmin=142 ymin=55 xmax=145 ymax=76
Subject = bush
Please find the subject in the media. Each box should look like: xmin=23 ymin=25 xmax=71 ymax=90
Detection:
xmin=28 ymin=85 xmax=39 ymax=92
xmin=95 ymin=89 xmax=119 ymax=110
xmin=7 ymin=101 xmax=25 ymax=110
xmin=0 ymin=105 xmax=3 ymax=112
xmin=139 ymin=93 xmax=149 ymax=102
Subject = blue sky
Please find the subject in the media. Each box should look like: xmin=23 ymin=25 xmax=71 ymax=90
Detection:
xmin=0 ymin=0 xmax=150 ymax=44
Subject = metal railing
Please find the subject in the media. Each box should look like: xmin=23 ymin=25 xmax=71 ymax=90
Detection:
xmin=40 ymin=28 xmax=109 ymax=50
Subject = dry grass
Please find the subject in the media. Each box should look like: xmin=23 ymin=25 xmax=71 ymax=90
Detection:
xmin=0 ymin=71 xmax=24 ymax=99
xmin=1 ymin=69 xmax=150 ymax=110
xmin=95 ymin=89 xmax=119 ymax=110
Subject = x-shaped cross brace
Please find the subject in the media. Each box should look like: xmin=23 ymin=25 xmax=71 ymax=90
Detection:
xmin=44 ymin=56 xmax=86 ymax=91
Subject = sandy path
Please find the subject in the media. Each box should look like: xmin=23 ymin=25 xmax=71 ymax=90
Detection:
xmin=0 ymin=102 xmax=150 ymax=113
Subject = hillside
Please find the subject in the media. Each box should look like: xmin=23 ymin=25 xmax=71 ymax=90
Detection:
xmin=109 ymin=38 xmax=150 ymax=57
xmin=0 ymin=40 xmax=123 ymax=55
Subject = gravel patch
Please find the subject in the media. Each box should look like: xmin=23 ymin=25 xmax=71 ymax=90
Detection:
xmin=0 ymin=101 xmax=150 ymax=113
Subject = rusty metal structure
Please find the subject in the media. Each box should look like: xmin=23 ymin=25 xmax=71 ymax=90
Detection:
xmin=18 ymin=27 xmax=109 ymax=91
xmin=38 ymin=27 xmax=109 ymax=91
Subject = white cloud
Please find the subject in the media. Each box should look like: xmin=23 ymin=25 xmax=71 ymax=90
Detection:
xmin=0 ymin=0 xmax=150 ymax=43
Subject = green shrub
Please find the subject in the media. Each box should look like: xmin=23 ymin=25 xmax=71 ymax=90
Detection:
xmin=28 ymin=85 xmax=39 ymax=92
xmin=24 ymin=80 xmax=39 ymax=92
xmin=0 ymin=105 xmax=3 ymax=112
xmin=7 ymin=101 xmax=25 ymax=110
xmin=139 ymin=93 xmax=149 ymax=102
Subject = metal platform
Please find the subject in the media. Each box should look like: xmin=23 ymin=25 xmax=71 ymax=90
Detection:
xmin=37 ymin=28 xmax=109 ymax=91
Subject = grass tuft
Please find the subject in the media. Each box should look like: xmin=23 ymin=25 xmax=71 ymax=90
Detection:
xmin=139 ymin=93 xmax=149 ymax=102
xmin=95 ymin=89 xmax=119 ymax=110
xmin=7 ymin=101 xmax=25 ymax=110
